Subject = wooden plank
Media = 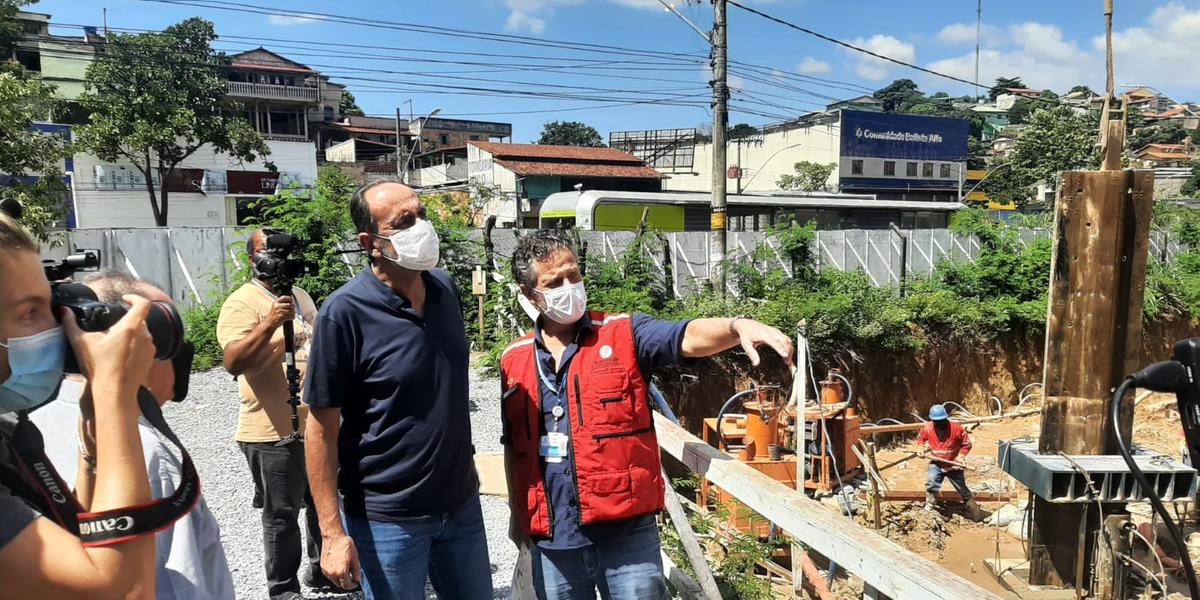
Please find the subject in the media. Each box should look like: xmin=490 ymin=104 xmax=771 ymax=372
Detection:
xmin=662 ymin=550 xmax=705 ymax=600
xmin=662 ymin=473 xmax=723 ymax=600
xmin=880 ymin=490 xmax=1018 ymax=503
xmin=860 ymin=409 xmax=1041 ymax=435
xmin=654 ymin=412 xmax=1004 ymax=600
xmin=1030 ymin=169 xmax=1155 ymax=587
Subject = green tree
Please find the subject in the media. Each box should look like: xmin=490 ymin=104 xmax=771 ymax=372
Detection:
xmin=339 ymin=90 xmax=364 ymax=117
xmin=254 ymin=166 xmax=357 ymax=303
xmin=727 ymin=122 xmax=758 ymax=140
xmin=537 ymin=120 xmax=604 ymax=147
xmin=0 ymin=0 xmax=36 ymax=59
xmin=776 ymin=161 xmax=835 ymax=192
xmin=988 ymin=77 xmax=1026 ymax=102
xmin=1181 ymin=161 xmax=1200 ymax=199
xmin=0 ymin=70 xmax=69 ymax=240
xmin=1008 ymin=98 xmax=1038 ymax=124
xmin=873 ymin=78 xmax=923 ymax=112
xmin=1068 ymin=85 xmax=1095 ymax=96
xmin=985 ymin=105 xmax=1097 ymax=209
xmin=75 ymin=18 xmax=270 ymax=226
xmin=1130 ymin=121 xmax=1188 ymax=150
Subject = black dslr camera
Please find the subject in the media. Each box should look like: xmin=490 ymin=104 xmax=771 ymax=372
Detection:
xmin=52 ymin=283 xmax=185 ymax=365
xmin=253 ymin=230 xmax=318 ymax=295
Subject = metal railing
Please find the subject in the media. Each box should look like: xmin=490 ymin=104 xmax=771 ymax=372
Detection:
xmin=226 ymin=81 xmax=319 ymax=102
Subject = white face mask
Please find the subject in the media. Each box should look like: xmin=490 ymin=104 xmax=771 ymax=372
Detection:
xmin=536 ymin=281 xmax=588 ymax=325
xmin=376 ymin=219 xmax=440 ymax=271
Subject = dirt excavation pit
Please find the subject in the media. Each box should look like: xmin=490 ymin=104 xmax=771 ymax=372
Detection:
xmin=859 ymin=503 xmax=979 ymax=558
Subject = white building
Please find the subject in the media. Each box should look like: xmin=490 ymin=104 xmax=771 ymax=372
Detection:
xmin=72 ymin=140 xmax=317 ymax=228
xmin=12 ymin=10 xmax=333 ymax=228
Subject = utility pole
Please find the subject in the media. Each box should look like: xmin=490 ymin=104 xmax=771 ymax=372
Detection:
xmin=974 ymin=0 xmax=982 ymax=100
xmin=711 ymin=0 xmax=728 ymax=294
xmin=395 ymin=107 xmax=404 ymax=180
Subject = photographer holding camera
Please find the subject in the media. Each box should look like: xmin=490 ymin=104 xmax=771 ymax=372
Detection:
xmin=29 ymin=270 xmax=235 ymax=600
xmin=0 ymin=212 xmax=158 ymax=598
xmin=217 ymin=228 xmax=327 ymax=600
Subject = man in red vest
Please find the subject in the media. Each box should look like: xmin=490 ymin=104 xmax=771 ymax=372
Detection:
xmin=501 ymin=230 xmax=793 ymax=599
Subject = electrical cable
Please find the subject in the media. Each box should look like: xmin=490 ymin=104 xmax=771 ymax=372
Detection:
xmin=1126 ymin=524 xmax=1170 ymax=589
xmin=714 ymin=388 xmax=758 ymax=448
xmin=1112 ymin=375 xmax=1200 ymax=598
xmin=943 ymin=401 xmax=976 ymax=418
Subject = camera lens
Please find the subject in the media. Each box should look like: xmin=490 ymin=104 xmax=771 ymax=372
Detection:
xmin=54 ymin=283 xmax=185 ymax=360
xmin=144 ymin=300 xmax=185 ymax=360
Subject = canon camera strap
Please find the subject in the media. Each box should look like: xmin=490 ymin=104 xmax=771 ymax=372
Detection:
xmin=2 ymin=388 xmax=201 ymax=546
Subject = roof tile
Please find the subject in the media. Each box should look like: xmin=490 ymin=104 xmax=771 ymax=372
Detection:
xmin=469 ymin=142 xmax=643 ymax=163
xmin=492 ymin=159 xmax=664 ymax=179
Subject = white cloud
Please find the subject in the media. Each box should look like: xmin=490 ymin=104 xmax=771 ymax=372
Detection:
xmin=926 ymin=22 xmax=1092 ymax=92
xmin=1102 ymin=2 xmax=1200 ymax=92
xmin=920 ymin=4 xmax=1200 ymax=96
xmin=936 ymin=22 xmax=1002 ymax=46
xmin=506 ymin=11 xmax=547 ymax=33
xmin=267 ymin=13 xmax=320 ymax=26
xmin=846 ymin=35 xmax=915 ymax=81
xmin=796 ymin=56 xmax=831 ymax=75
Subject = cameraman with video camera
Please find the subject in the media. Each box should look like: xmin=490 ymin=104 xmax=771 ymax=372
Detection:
xmin=217 ymin=228 xmax=328 ymax=600
xmin=0 ymin=212 xmax=158 ymax=598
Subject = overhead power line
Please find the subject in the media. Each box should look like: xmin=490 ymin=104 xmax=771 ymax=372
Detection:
xmin=136 ymin=0 xmax=705 ymax=62
xmin=726 ymin=0 xmax=979 ymax=89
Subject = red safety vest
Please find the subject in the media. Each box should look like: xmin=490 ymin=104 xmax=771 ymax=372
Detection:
xmin=500 ymin=311 xmax=665 ymax=538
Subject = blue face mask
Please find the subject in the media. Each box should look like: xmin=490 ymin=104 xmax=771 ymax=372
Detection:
xmin=0 ymin=326 xmax=66 ymax=414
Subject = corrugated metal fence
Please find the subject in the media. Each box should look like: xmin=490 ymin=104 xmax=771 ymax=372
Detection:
xmin=61 ymin=227 xmax=1186 ymax=308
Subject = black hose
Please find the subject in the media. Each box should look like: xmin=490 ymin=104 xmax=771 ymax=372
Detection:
xmin=830 ymin=371 xmax=856 ymax=412
xmin=1112 ymin=378 xmax=1200 ymax=599
xmin=715 ymin=388 xmax=758 ymax=448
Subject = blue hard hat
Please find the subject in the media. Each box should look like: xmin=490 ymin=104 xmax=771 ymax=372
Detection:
xmin=928 ymin=404 xmax=948 ymax=421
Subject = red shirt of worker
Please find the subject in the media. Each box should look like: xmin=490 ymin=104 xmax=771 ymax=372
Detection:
xmin=916 ymin=403 xmax=981 ymax=518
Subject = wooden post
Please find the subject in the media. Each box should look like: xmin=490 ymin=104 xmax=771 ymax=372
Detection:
xmin=866 ymin=442 xmax=882 ymax=530
xmin=662 ymin=471 xmax=724 ymax=600
xmin=1028 ymin=169 xmax=1154 ymax=587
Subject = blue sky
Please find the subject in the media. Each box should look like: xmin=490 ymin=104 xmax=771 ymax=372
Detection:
xmin=33 ymin=0 xmax=1200 ymax=142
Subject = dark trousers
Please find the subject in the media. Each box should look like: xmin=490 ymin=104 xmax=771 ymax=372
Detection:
xmin=240 ymin=441 xmax=322 ymax=600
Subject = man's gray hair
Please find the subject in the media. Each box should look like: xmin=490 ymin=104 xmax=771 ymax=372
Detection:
xmin=83 ymin=268 xmax=155 ymax=303
xmin=511 ymin=229 xmax=576 ymax=289
xmin=350 ymin=179 xmax=401 ymax=235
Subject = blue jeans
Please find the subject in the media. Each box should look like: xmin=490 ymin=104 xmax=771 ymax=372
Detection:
xmin=344 ymin=496 xmax=494 ymax=600
xmin=926 ymin=463 xmax=973 ymax=498
xmin=531 ymin=517 xmax=668 ymax=600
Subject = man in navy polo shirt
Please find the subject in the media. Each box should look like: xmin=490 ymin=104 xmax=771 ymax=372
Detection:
xmin=501 ymin=230 xmax=794 ymax=600
xmin=303 ymin=180 xmax=491 ymax=599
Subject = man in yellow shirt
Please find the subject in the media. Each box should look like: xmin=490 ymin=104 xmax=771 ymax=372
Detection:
xmin=217 ymin=228 xmax=327 ymax=600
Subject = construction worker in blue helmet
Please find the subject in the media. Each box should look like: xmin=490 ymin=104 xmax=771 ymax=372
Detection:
xmin=915 ymin=404 xmax=982 ymax=519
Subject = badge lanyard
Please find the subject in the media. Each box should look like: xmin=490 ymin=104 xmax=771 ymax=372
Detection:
xmin=534 ymin=352 xmax=569 ymax=463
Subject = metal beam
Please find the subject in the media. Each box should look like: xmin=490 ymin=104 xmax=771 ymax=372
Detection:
xmin=654 ymin=413 xmax=1003 ymax=599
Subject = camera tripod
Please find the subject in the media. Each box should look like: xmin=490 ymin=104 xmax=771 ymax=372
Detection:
xmin=275 ymin=285 xmax=303 ymax=447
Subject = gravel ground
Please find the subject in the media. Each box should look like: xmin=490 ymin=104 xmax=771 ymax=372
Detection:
xmin=164 ymin=365 xmax=515 ymax=599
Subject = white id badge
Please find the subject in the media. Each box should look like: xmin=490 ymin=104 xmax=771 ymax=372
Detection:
xmin=539 ymin=432 xmax=570 ymax=463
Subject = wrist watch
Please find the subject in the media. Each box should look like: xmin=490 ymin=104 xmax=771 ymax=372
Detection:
xmin=729 ymin=315 xmax=748 ymax=337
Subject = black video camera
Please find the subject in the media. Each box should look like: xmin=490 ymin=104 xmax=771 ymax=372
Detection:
xmin=253 ymin=230 xmax=318 ymax=295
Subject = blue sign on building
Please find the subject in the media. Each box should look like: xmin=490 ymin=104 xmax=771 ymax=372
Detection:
xmin=838 ymin=110 xmax=970 ymax=195
xmin=840 ymin=110 xmax=969 ymax=162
